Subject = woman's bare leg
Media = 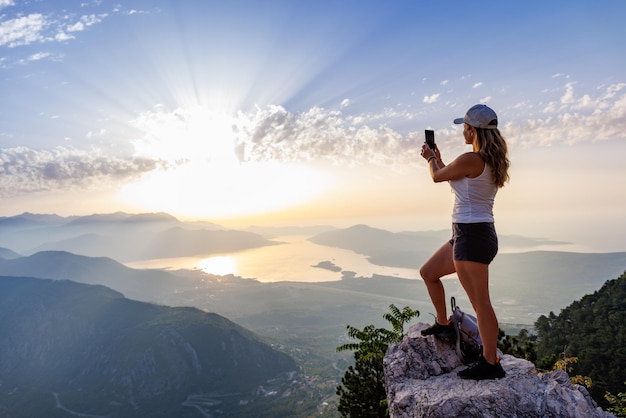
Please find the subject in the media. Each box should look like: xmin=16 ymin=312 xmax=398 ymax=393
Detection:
xmin=419 ymin=242 xmax=456 ymax=324
xmin=454 ymin=260 xmax=499 ymax=364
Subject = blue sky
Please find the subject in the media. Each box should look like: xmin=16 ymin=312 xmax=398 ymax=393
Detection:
xmin=1 ymin=0 xmax=625 ymax=251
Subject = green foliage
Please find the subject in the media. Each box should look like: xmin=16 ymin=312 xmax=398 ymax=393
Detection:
xmin=335 ymin=304 xmax=419 ymax=418
xmin=497 ymin=328 xmax=595 ymax=388
xmin=498 ymin=327 xmax=538 ymax=362
xmin=551 ymin=355 xmax=593 ymax=388
xmin=605 ymin=382 xmax=626 ymax=418
xmin=534 ymin=272 xmax=626 ymax=407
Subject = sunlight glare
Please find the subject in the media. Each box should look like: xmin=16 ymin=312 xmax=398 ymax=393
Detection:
xmin=198 ymin=256 xmax=237 ymax=276
xmin=119 ymin=106 xmax=330 ymax=218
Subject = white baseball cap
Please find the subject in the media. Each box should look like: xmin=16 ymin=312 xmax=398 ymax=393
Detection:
xmin=453 ymin=104 xmax=498 ymax=129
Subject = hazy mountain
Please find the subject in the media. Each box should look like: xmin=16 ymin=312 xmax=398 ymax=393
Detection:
xmin=0 ymin=251 xmax=196 ymax=302
xmin=310 ymin=224 xmax=434 ymax=254
xmin=0 ymin=212 xmax=278 ymax=261
xmin=2 ymin=216 xmax=622 ymax=358
xmin=0 ymin=247 xmax=21 ymax=259
xmin=0 ymin=212 xmax=72 ymax=228
xmin=310 ymin=224 xmax=572 ymax=268
xmin=0 ymin=250 xmax=420 ymax=331
xmin=0 ymin=276 xmax=297 ymax=418
xmin=308 ymin=224 xmax=626 ymax=324
xmin=28 ymin=227 xmax=279 ymax=261
xmin=64 ymin=211 xmax=178 ymax=225
xmin=1 ymin=231 xmax=624 ymax=416
xmin=150 ymin=227 xmax=280 ymax=258
xmin=3 ymin=241 xmax=624 ymax=332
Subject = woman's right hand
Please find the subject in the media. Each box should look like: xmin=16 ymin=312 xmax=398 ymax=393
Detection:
xmin=421 ymin=143 xmax=441 ymax=161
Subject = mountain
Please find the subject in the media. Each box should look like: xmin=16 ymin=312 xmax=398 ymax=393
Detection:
xmin=0 ymin=250 xmax=424 ymax=348
xmin=0 ymin=276 xmax=297 ymax=418
xmin=534 ymin=272 xmax=626 ymax=406
xmin=0 ymin=212 xmax=278 ymax=262
xmin=309 ymin=224 xmax=573 ymax=267
xmin=308 ymin=225 xmax=626 ymax=323
xmin=29 ymin=227 xmax=279 ymax=261
xmin=309 ymin=225 xmax=572 ymax=270
xmin=0 ymin=212 xmax=72 ymax=228
xmin=1 ymin=215 xmax=624 ymax=416
xmin=310 ymin=224 xmax=438 ymax=254
xmin=0 ymin=251 xmax=191 ymax=302
xmin=0 ymin=247 xmax=21 ymax=259
xmin=64 ymin=211 xmax=178 ymax=225
xmin=150 ymin=227 xmax=280 ymax=258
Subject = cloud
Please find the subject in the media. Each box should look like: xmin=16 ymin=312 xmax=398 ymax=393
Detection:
xmin=605 ymin=82 xmax=626 ymax=98
xmin=506 ymin=82 xmax=626 ymax=146
xmin=0 ymin=147 xmax=161 ymax=196
xmin=4 ymin=80 xmax=618 ymax=198
xmin=16 ymin=51 xmax=58 ymax=64
xmin=473 ymin=82 xmax=483 ymax=88
xmin=560 ymin=82 xmax=576 ymax=104
xmin=27 ymin=51 xmax=51 ymax=61
xmin=83 ymin=80 xmax=626 ymax=181
xmin=0 ymin=13 xmax=47 ymax=47
xmin=66 ymin=14 xmax=105 ymax=33
xmin=232 ymin=105 xmax=422 ymax=166
xmin=0 ymin=4 xmax=108 ymax=64
xmin=233 ymin=82 xmax=626 ymax=164
xmin=0 ymin=0 xmax=14 ymax=11
xmin=423 ymin=94 xmax=440 ymax=104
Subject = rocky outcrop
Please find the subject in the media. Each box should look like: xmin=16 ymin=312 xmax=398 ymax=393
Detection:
xmin=383 ymin=323 xmax=614 ymax=418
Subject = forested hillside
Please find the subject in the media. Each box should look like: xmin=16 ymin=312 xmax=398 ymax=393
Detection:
xmin=0 ymin=276 xmax=297 ymax=417
xmin=535 ymin=272 xmax=626 ymax=406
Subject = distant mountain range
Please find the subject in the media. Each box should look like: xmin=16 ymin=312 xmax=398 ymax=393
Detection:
xmin=0 ymin=212 xmax=277 ymax=261
xmin=308 ymin=224 xmax=626 ymax=324
xmin=0 ymin=247 xmax=20 ymax=259
xmin=309 ymin=224 xmax=574 ymax=269
xmin=0 ymin=276 xmax=296 ymax=417
xmin=1 ymin=213 xmax=624 ymax=327
xmin=1 ymin=211 xmax=624 ymax=417
xmin=0 ymin=250 xmax=183 ymax=302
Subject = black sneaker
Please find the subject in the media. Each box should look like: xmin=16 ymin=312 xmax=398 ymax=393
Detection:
xmin=421 ymin=322 xmax=456 ymax=342
xmin=458 ymin=356 xmax=505 ymax=380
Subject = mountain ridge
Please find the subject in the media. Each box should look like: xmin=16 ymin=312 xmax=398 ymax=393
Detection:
xmin=0 ymin=275 xmax=297 ymax=417
xmin=0 ymin=250 xmax=181 ymax=301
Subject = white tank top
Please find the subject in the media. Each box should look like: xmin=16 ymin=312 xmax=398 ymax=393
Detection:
xmin=449 ymin=162 xmax=497 ymax=223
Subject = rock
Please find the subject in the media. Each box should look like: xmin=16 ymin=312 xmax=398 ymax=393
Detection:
xmin=383 ymin=323 xmax=614 ymax=418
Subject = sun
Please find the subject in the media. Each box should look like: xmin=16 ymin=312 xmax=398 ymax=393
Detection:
xmin=118 ymin=106 xmax=329 ymax=219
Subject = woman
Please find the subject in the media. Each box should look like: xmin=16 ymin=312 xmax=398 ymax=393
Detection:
xmin=419 ymin=104 xmax=510 ymax=380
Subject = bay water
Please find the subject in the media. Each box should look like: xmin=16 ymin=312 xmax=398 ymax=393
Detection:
xmin=125 ymin=235 xmax=419 ymax=283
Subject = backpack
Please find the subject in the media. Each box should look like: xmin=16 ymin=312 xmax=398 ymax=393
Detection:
xmin=449 ymin=297 xmax=482 ymax=365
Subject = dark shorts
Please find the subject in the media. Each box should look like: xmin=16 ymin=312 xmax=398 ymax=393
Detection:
xmin=448 ymin=222 xmax=498 ymax=264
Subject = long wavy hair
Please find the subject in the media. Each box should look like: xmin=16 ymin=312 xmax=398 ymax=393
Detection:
xmin=475 ymin=128 xmax=510 ymax=188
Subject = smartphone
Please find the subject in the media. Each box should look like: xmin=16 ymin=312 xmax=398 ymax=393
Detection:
xmin=425 ymin=129 xmax=435 ymax=150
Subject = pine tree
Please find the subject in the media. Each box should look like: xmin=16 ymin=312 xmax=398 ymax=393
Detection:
xmin=534 ymin=273 xmax=626 ymax=406
xmin=336 ymin=305 xmax=419 ymax=417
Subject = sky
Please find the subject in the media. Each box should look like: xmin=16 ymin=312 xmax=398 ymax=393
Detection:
xmin=1 ymin=0 xmax=625 ymax=252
